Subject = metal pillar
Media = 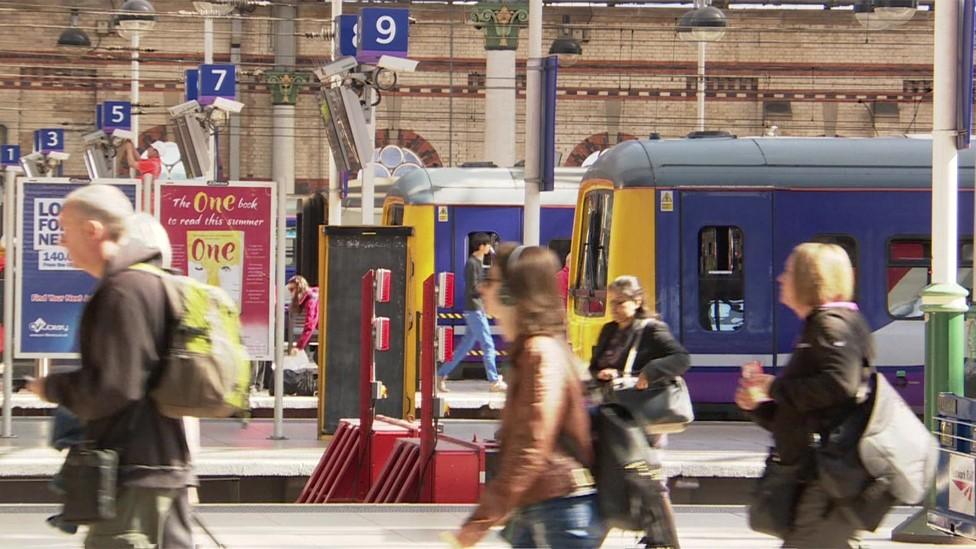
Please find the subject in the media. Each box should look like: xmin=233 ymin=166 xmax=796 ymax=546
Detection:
xmin=485 ymin=50 xmax=517 ymax=167
xmin=328 ymin=0 xmax=343 ymax=225
xmin=361 ymin=88 xmax=375 ymax=225
xmin=1 ymin=167 xmax=16 ymax=438
xmin=697 ymin=41 xmax=706 ymax=132
xmin=892 ymin=0 xmax=970 ymax=543
xmin=130 ymin=31 xmax=140 ymax=180
xmin=522 ymin=0 xmax=542 ymax=246
xmin=204 ymin=16 xmax=217 ymax=180
xmin=229 ymin=18 xmax=242 ymax=181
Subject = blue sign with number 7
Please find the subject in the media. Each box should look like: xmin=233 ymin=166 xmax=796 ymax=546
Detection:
xmin=34 ymin=129 xmax=64 ymax=154
xmin=1 ymin=145 xmax=20 ymax=167
xmin=199 ymin=64 xmax=236 ymax=106
xmin=358 ymin=8 xmax=409 ymax=63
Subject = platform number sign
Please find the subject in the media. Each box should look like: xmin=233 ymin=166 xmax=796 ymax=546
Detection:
xmin=34 ymin=129 xmax=64 ymax=154
xmin=357 ymin=8 xmax=409 ymax=63
xmin=1 ymin=145 xmax=19 ymax=167
xmin=98 ymin=101 xmax=131 ymax=132
xmin=338 ymin=14 xmax=358 ymax=57
xmin=198 ymin=64 xmax=236 ymax=106
xmin=185 ymin=69 xmax=200 ymax=102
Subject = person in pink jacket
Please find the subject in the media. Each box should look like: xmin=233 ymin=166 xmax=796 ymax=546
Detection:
xmin=287 ymin=275 xmax=319 ymax=360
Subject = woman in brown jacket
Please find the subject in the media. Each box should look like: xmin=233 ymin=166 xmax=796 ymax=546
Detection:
xmin=452 ymin=244 xmax=606 ymax=548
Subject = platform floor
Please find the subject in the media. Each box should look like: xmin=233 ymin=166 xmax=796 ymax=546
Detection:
xmin=0 ymin=417 xmax=769 ymax=480
xmin=0 ymin=504 xmax=955 ymax=548
xmin=0 ymin=390 xmax=318 ymax=416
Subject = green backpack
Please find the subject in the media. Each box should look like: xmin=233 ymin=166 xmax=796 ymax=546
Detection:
xmin=130 ymin=263 xmax=251 ymax=418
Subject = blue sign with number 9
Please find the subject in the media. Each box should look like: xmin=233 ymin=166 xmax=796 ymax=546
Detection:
xmin=338 ymin=14 xmax=358 ymax=57
xmin=199 ymin=64 xmax=236 ymax=106
xmin=358 ymin=8 xmax=409 ymax=63
xmin=34 ymin=129 xmax=64 ymax=154
xmin=1 ymin=145 xmax=20 ymax=167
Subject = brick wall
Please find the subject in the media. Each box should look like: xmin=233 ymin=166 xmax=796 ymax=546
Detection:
xmin=0 ymin=1 xmax=939 ymax=187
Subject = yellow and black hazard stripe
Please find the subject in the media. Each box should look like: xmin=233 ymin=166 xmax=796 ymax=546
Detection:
xmin=438 ymin=312 xmax=464 ymax=320
xmin=467 ymin=350 xmax=508 ymax=357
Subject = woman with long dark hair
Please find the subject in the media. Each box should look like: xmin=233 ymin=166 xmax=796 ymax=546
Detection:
xmin=450 ymin=243 xmax=606 ymax=548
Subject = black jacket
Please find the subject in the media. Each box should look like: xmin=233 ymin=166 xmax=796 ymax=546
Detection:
xmin=45 ymin=244 xmax=193 ymax=489
xmin=588 ymin=318 xmax=691 ymax=383
xmin=750 ymin=306 xmax=872 ymax=465
xmin=463 ymin=254 xmax=485 ymax=312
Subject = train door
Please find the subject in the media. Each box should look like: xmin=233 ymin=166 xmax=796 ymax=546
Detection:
xmin=679 ymin=191 xmax=774 ymax=402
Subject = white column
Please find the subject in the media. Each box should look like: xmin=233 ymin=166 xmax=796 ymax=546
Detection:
xmin=1 ymin=167 xmax=15 ymax=438
xmin=485 ymin=50 xmax=517 ymax=167
xmin=361 ymin=88 xmax=375 ymax=225
xmin=522 ymin=0 xmax=542 ymax=247
xmin=273 ymin=105 xmax=296 ymax=195
xmin=273 ymin=177 xmax=287 ymax=439
xmin=697 ymin=41 xmax=706 ymax=132
xmin=204 ymin=17 xmax=216 ymax=180
xmin=328 ymin=0 xmax=343 ymax=225
xmin=931 ymin=0 xmax=958 ymax=285
xmin=131 ymin=32 xmax=140 ymax=180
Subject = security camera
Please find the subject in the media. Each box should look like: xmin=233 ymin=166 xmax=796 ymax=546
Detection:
xmin=315 ymin=56 xmax=359 ymax=81
xmin=47 ymin=151 xmax=70 ymax=162
xmin=376 ymin=55 xmax=418 ymax=73
xmin=111 ymin=128 xmax=135 ymax=142
xmin=168 ymin=99 xmax=202 ymax=117
xmin=212 ymin=96 xmax=244 ymax=114
xmin=82 ymin=129 xmax=109 ymax=146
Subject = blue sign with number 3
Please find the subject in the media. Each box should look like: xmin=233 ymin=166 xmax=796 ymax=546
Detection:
xmin=1 ymin=145 xmax=20 ymax=167
xmin=34 ymin=129 xmax=64 ymax=154
xmin=338 ymin=14 xmax=358 ymax=57
xmin=100 ymin=101 xmax=131 ymax=133
xmin=199 ymin=64 xmax=236 ymax=106
xmin=358 ymin=8 xmax=409 ymax=63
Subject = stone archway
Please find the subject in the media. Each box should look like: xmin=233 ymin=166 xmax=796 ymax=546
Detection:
xmin=375 ymin=129 xmax=443 ymax=168
xmin=564 ymin=132 xmax=638 ymax=167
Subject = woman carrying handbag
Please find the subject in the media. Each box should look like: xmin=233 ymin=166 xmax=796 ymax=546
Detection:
xmin=589 ymin=275 xmax=690 ymax=549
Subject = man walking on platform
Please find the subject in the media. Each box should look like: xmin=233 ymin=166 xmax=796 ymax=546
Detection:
xmin=438 ymin=233 xmax=507 ymax=393
xmin=29 ymin=185 xmax=194 ymax=548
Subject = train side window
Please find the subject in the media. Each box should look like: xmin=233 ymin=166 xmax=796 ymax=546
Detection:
xmin=386 ymin=204 xmax=404 ymax=226
xmin=811 ymin=234 xmax=858 ymax=297
xmin=468 ymin=231 xmax=500 ymax=269
xmin=887 ymin=238 xmax=930 ymax=319
xmin=573 ymin=190 xmax=613 ymax=317
xmin=698 ymin=226 xmax=744 ymax=332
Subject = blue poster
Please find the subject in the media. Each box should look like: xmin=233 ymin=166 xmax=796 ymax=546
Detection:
xmin=15 ymin=180 xmax=139 ymax=358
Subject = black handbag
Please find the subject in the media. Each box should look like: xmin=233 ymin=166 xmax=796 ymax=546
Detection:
xmin=608 ymin=320 xmax=694 ymax=434
xmin=60 ymin=445 xmax=119 ymax=525
xmin=748 ymin=450 xmax=808 ymax=539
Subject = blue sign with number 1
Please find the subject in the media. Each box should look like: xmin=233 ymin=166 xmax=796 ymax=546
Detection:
xmin=199 ymin=64 xmax=236 ymax=106
xmin=34 ymin=129 xmax=64 ymax=154
xmin=358 ymin=8 xmax=409 ymax=63
xmin=1 ymin=145 xmax=19 ymax=167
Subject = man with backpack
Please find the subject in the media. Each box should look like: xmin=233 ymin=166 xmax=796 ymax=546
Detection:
xmin=28 ymin=185 xmax=194 ymax=548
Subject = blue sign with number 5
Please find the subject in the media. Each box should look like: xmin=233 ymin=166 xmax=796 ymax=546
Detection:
xmin=358 ymin=8 xmax=409 ymax=63
xmin=199 ymin=64 xmax=236 ymax=106
xmin=1 ymin=145 xmax=19 ymax=167
xmin=100 ymin=101 xmax=131 ymax=133
xmin=338 ymin=14 xmax=358 ymax=57
xmin=34 ymin=129 xmax=64 ymax=154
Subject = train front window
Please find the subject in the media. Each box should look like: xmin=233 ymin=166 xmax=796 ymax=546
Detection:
xmin=573 ymin=189 xmax=613 ymax=317
xmin=887 ymin=238 xmax=929 ymax=319
xmin=386 ymin=204 xmax=404 ymax=226
xmin=698 ymin=226 xmax=744 ymax=332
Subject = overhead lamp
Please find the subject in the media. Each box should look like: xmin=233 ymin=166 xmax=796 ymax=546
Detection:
xmin=854 ymin=0 xmax=917 ymax=31
xmin=116 ymin=0 xmax=157 ymax=35
xmin=193 ymin=1 xmax=235 ymax=17
xmin=548 ymin=15 xmax=583 ymax=67
xmin=57 ymin=9 xmax=92 ymax=49
xmin=676 ymin=5 xmax=728 ymax=42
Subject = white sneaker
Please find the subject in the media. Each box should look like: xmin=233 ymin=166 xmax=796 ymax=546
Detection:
xmin=489 ymin=380 xmax=508 ymax=392
xmin=437 ymin=377 xmax=450 ymax=393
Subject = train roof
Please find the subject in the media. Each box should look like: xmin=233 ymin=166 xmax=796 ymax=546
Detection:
xmin=583 ymin=136 xmax=976 ymax=189
xmin=386 ymin=166 xmax=585 ymax=206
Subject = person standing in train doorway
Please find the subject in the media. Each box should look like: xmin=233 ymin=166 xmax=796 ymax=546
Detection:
xmin=438 ymin=233 xmax=507 ymax=393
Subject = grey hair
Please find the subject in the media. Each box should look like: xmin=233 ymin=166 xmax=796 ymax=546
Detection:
xmin=124 ymin=212 xmax=172 ymax=268
xmin=608 ymin=275 xmax=649 ymax=318
xmin=62 ymin=184 xmax=134 ymax=242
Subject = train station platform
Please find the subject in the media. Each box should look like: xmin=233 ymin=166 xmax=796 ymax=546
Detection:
xmin=0 ymin=391 xmax=318 ymax=418
xmin=0 ymin=416 xmax=768 ymax=505
xmin=0 ymin=504 xmax=936 ymax=548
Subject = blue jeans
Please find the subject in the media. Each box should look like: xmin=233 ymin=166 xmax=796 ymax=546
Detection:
xmin=502 ymin=493 xmax=607 ymax=549
xmin=437 ymin=310 xmax=499 ymax=382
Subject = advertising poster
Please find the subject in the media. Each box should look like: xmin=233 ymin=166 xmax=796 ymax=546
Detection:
xmin=15 ymin=179 xmax=141 ymax=358
xmin=156 ymin=181 xmax=275 ymax=359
